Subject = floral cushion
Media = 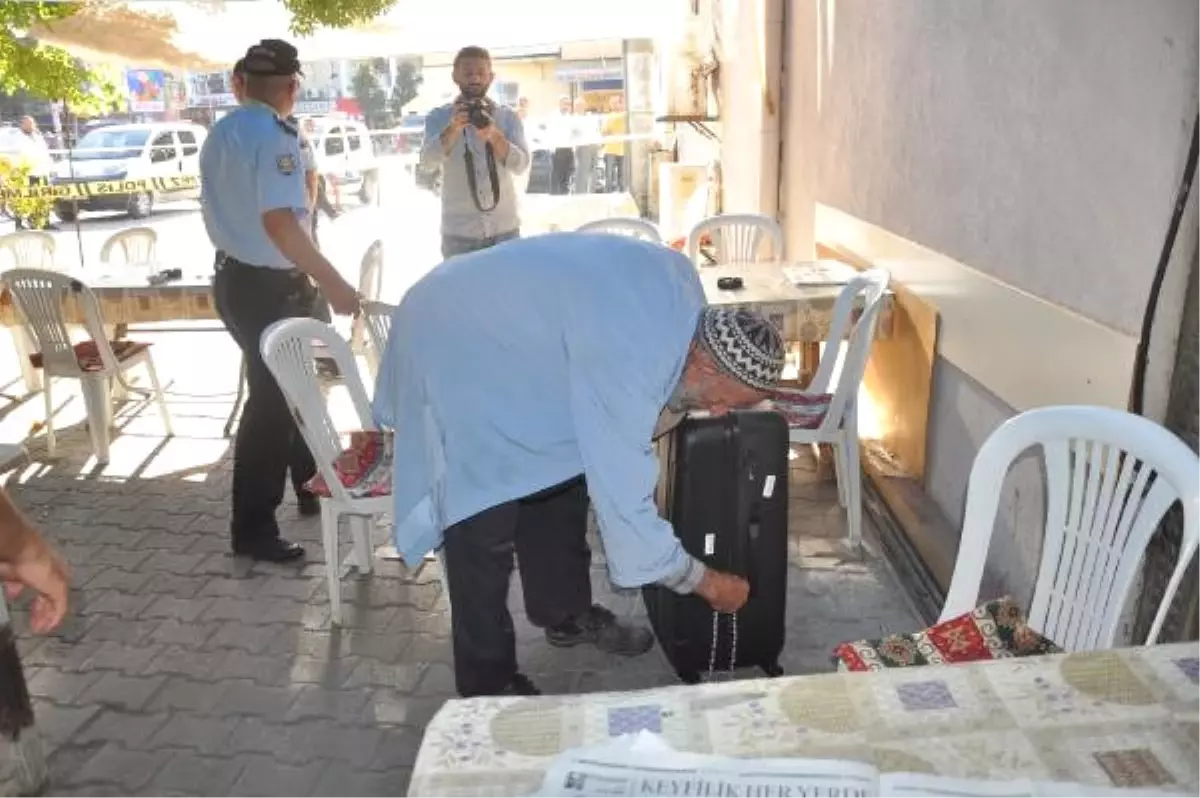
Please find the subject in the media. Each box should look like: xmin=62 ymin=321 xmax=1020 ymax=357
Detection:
xmin=832 ymin=596 xmax=1062 ymax=672
xmin=304 ymin=429 xmax=393 ymax=499
xmin=769 ymin=388 xmax=833 ymax=430
xmin=28 ymin=340 xmax=150 ymax=372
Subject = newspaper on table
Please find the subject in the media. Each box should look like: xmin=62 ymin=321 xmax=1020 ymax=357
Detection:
xmin=534 ymin=731 xmax=1187 ymax=798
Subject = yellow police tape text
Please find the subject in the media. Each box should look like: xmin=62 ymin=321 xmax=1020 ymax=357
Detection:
xmin=0 ymin=175 xmax=200 ymax=201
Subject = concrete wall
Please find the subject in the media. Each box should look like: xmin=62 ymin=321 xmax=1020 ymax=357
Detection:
xmin=775 ymin=0 xmax=1198 ymax=601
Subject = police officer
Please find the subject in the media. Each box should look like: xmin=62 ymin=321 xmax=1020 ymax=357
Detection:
xmin=201 ymin=39 xmax=360 ymax=562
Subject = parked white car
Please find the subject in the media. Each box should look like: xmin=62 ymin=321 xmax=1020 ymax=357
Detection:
xmin=307 ymin=118 xmax=379 ymax=204
xmin=50 ymin=122 xmax=206 ymax=221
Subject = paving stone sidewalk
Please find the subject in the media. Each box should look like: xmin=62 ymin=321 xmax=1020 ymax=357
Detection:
xmin=0 ymin=331 xmax=923 ymax=796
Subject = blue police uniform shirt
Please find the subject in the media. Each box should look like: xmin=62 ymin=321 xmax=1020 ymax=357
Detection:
xmin=200 ymin=101 xmax=308 ymax=269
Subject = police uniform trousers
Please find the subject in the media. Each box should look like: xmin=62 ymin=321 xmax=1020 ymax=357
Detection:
xmin=440 ymin=474 xmax=593 ymax=697
xmin=212 ymin=256 xmax=320 ymax=545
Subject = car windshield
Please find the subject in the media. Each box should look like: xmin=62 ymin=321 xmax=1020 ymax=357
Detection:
xmin=72 ymin=128 xmax=149 ymax=160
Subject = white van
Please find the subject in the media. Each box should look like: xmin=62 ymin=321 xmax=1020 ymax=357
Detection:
xmin=308 ymin=118 xmax=379 ymax=204
xmin=51 ymin=122 xmax=207 ymax=222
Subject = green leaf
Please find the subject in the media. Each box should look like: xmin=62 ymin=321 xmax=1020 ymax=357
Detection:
xmin=0 ymin=2 xmax=120 ymax=114
xmin=280 ymin=0 xmax=399 ymax=36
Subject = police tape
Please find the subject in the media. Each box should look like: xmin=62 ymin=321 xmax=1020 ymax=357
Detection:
xmin=0 ymin=175 xmax=200 ymax=201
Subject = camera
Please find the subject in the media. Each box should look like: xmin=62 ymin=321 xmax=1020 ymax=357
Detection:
xmin=465 ymin=98 xmax=493 ymax=129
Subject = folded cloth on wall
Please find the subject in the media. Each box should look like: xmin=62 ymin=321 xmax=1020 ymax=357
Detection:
xmin=832 ymin=596 xmax=1062 ymax=672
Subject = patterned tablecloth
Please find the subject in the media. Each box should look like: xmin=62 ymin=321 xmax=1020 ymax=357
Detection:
xmin=700 ymin=262 xmax=894 ymax=342
xmin=0 ymin=267 xmax=218 ymax=326
xmin=408 ymin=642 xmax=1200 ymax=797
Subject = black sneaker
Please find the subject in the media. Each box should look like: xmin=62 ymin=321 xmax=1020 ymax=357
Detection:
xmin=232 ymin=538 xmax=306 ymax=562
xmin=503 ymin=673 xmax=541 ymax=696
xmin=545 ymin=605 xmax=655 ymax=656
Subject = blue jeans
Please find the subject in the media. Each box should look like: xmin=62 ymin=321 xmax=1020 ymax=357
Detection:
xmin=441 ymin=229 xmax=520 ymax=259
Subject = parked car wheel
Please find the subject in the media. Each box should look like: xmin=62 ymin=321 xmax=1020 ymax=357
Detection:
xmin=128 ymin=191 xmax=153 ymax=219
xmin=54 ymin=203 xmax=78 ymax=223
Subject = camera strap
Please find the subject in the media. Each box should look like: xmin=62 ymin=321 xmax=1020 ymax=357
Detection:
xmin=463 ymin=138 xmax=501 ymax=213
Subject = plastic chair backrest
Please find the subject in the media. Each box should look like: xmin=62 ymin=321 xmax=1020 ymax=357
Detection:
xmin=0 ymin=232 xmax=55 ymax=272
xmin=809 ymin=268 xmax=890 ymax=433
xmin=4 ymin=268 xmax=116 ymax=376
xmin=361 ymin=300 xmax=395 ymax=369
xmin=99 ymin=227 xmax=158 ymax=266
xmin=686 ymin=213 xmax=783 ymax=265
xmin=943 ymin=405 xmax=1200 ymax=650
xmin=358 ymin=240 xmax=384 ymax=302
xmin=576 ymin=217 xmax=663 ymax=243
xmin=259 ymin=318 xmax=375 ymax=504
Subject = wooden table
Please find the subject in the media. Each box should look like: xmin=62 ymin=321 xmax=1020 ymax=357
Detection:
xmin=0 ymin=266 xmax=217 ymax=393
xmin=409 ymin=642 xmax=1200 ymax=797
xmin=698 ymin=261 xmax=892 ymax=344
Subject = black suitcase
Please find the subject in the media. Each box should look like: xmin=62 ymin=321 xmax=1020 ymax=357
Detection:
xmin=642 ymin=410 xmax=789 ymax=683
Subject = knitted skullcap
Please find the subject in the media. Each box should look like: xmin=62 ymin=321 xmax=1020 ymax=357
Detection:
xmin=699 ymin=307 xmax=786 ymax=390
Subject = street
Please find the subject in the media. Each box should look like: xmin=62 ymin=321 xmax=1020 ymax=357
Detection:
xmin=0 ymin=163 xmax=444 ymax=305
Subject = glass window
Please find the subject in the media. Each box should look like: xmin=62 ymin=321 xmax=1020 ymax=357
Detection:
xmin=324 ymin=128 xmax=345 ymax=156
xmin=348 ymin=131 xmax=362 ymax=152
xmin=150 ymin=131 xmax=178 ymax=162
xmin=177 ymin=129 xmax=198 ymax=156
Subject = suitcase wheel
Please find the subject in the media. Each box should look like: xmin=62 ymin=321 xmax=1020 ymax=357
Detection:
xmin=760 ymin=661 xmax=784 ymax=678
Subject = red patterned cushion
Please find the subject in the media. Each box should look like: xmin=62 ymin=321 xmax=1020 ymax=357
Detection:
xmin=28 ymin=340 xmax=150 ymax=372
xmin=832 ymin=596 xmax=1061 ymax=672
xmin=769 ymin=388 xmax=832 ymax=430
xmin=304 ymin=429 xmax=393 ymax=499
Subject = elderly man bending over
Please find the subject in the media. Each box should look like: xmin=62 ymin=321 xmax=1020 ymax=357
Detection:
xmin=373 ymin=232 xmax=785 ymax=697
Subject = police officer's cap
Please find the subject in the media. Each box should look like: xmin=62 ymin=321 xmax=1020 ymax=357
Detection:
xmin=241 ymin=39 xmax=304 ymax=77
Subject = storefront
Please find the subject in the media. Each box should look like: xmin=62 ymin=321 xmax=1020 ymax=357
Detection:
xmin=556 ymin=59 xmax=625 ymax=110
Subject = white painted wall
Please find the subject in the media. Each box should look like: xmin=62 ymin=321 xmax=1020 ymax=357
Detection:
xmin=775 ymin=0 xmax=1198 ymax=600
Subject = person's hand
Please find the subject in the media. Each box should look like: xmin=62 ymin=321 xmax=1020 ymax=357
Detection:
xmin=442 ymin=107 xmax=470 ymax=140
xmin=0 ymin=530 xmax=69 ymax=634
xmin=323 ymin=276 xmax=361 ymax=317
xmin=694 ymin=568 xmax=750 ymax=614
xmin=478 ymin=123 xmax=505 ymax=146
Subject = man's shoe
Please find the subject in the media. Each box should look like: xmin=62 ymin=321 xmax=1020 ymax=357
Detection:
xmin=297 ymin=491 xmax=321 ymax=517
xmin=232 ymin=538 xmax=306 ymax=562
xmin=502 ymin=673 xmax=542 ymax=696
xmin=546 ymin=605 xmax=655 ymax=656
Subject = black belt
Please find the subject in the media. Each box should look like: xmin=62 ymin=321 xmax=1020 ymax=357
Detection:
xmin=216 ymin=253 xmax=303 ymax=277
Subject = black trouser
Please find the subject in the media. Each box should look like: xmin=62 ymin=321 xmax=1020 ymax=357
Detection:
xmin=442 ymin=475 xmax=592 ymax=697
xmin=550 ymin=148 xmax=575 ymax=195
xmin=212 ymin=258 xmax=320 ymax=547
xmin=441 ymin=229 xmax=519 ymax=259
xmin=604 ymin=154 xmax=626 ymax=193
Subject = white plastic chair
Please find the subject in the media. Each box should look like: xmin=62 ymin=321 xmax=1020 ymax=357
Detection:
xmin=0 ymin=232 xmax=55 ymax=271
xmin=260 ymin=317 xmax=389 ymax=625
xmin=686 ymin=213 xmax=783 ymax=265
xmin=360 ymin=300 xmax=395 ymax=383
xmin=783 ymin=268 xmax=890 ymax=547
xmin=577 ymin=217 xmax=663 ymax=243
xmin=349 ymin=240 xmax=384 ymax=358
xmin=4 ymin=268 xmax=173 ymax=463
xmin=99 ymin=227 xmax=158 ymax=266
xmin=942 ymin=405 xmax=1200 ymax=650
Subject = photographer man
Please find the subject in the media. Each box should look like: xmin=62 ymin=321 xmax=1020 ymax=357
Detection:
xmin=420 ymin=46 xmax=530 ymax=258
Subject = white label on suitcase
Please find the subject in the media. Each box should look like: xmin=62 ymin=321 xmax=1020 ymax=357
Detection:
xmin=763 ymin=475 xmax=776 ymax=499
xmin=704 ymin=533 xmax=715 ymax=556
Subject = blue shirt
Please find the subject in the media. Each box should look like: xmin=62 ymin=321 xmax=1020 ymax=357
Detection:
xmin=373 ymin=233 xmax=706 ymax=588
xmin=200 ymin=101 xmax=308 ymax=268
xmin=420 ymin=102 xmax=530 ymax=240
